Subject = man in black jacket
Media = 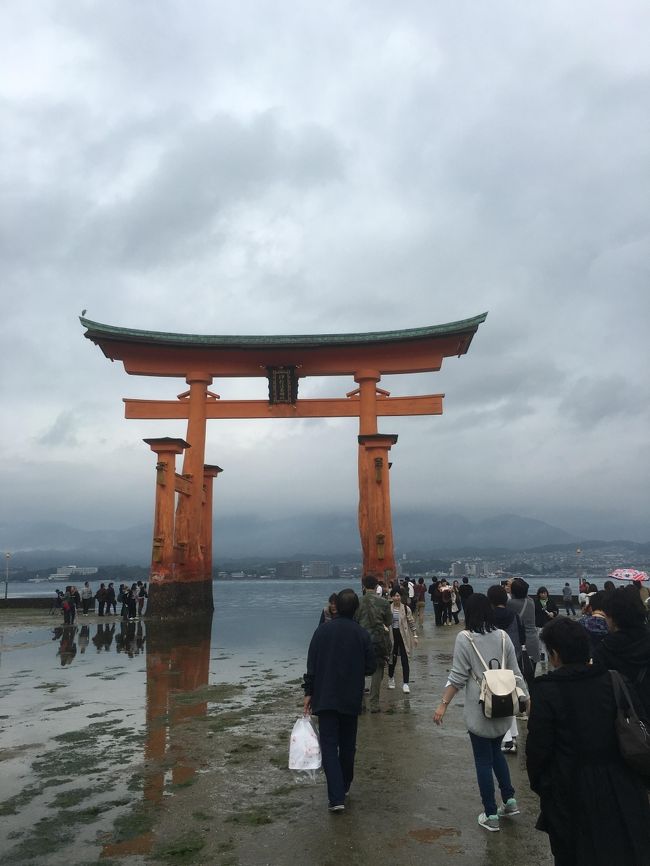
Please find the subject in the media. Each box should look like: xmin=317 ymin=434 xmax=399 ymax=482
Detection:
xmin=303 ymin=588 xmax=376 ymax=811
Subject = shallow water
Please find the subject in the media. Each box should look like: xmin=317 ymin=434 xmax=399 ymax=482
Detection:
xmin=0 ymin=579 xmax=343 ymax=865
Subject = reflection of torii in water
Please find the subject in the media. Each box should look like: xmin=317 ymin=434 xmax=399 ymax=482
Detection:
xmin=102 ymin=618 xmax=212 ymax=860
xmin=82 ymin=313 xmax=487 ymax=616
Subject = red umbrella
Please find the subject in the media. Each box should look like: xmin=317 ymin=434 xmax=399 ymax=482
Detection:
xmin=609 ymin=568 xmax=649 ymax=582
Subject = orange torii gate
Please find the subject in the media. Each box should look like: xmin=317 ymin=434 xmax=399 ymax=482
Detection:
xmin=82 ymin=313 xmax=486 ymax=616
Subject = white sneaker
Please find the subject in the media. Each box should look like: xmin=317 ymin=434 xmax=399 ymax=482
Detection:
xmin=388 ymin=678 xmax=396 ymax=689
xmin=478 ymin=812 xmax=499 ymax=832
xmin=402 ymin=683 xmax=410 ymax=694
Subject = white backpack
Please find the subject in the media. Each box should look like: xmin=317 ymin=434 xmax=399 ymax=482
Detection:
xmin=465 ymin=631 xmax=522 ymax=719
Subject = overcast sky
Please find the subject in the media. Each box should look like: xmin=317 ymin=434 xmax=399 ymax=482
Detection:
xmin=1 ymin=1 xmax=649 ymax=544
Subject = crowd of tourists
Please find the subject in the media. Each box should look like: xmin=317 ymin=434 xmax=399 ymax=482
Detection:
xmin=53 ymin=581 xmax=148 ymax=624
xmin=304 ymin=575 xmax=650 ymax=865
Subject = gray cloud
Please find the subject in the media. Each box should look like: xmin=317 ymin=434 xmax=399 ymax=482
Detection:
xmin=1 ymin=1 xmax=649 ymax=545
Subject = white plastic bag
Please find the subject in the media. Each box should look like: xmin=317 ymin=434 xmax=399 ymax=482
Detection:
xmin=288 ymin=716 xmax=321 ymax=771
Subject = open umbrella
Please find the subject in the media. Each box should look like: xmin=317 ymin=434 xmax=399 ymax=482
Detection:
xmin=609 ymin=568 xmax=649 ymax=582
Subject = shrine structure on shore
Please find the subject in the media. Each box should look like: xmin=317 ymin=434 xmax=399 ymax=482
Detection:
xmin=82 ymin=313 xmax=487 ymax=616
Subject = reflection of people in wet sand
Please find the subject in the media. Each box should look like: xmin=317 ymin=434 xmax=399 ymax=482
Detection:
xmin=78 ymin=624 xmax=90 ymax=654
xmin=57 ymin=626 xmax=77 ymax=665
xmin=92 ymin=623 xmax=116 ymax=652
xmin=116 ymin=621 xmax=143 ymax=657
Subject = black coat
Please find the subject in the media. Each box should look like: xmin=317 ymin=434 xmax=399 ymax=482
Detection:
xmin=533 ymin=596 xmax=559 ymax=628
xmin=593 ymin=626 xmax=650 ymax=721
xmin=304 ymin=617 xmax=376 ymax=716
xmin=491 ymin=606 xmax=525 ymax=660
xmin=526 ymin=663 xmax=650 ymax=866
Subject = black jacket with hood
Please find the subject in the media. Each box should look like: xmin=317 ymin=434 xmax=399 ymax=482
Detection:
xmin=593 ymin=626 xmax=650 ymax=720
xmin=526 ymin=663 xmax=650 ymax=866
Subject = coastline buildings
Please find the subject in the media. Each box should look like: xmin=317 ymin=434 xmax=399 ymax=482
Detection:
xmin=276 ymin=561 xmax=303 ymax=579
xmin=47 ymin=565 xmax=98 ymax=581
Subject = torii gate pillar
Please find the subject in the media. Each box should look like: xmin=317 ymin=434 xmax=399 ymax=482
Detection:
xmin=144 ymin=437 xmax=215 ymax=617
xmin=358 ymin=433 xmax=398 ymax=584
xmin=201 ymin=464 xmax=222 ymax=579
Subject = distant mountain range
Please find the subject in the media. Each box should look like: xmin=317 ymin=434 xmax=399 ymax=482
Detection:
xmin=1 ymin=512 xmax=647 ymax=569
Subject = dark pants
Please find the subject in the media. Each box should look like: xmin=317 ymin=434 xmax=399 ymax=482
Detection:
xmin=468 ymin=732 xmax=515 ymax=816
xmin=317 ymin=711 xmax=358 ymax=807
xmin=97 ymin=601 xmax=105 ymax=616
xmin=441 ymin=602 xmax=452 ymax=624
xmin=388 ymin=629 xmax=410 ymax=683
xmin=564 ymin=603 xmax=576 ymax=616
xmin=82 ymin=598 xmax=90 ymax=614
xmin=433 ymin=602 xmax=442 ymax=626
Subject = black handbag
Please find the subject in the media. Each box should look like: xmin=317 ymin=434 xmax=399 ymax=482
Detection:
xmin=609 ymin=669 xmax=650 ymax=777
xmin=520 ymin=646 xmax=536 ymax=689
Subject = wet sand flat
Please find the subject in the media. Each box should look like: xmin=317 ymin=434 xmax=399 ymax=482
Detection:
xmin=0 ymin=605 xmax=553 ymax=866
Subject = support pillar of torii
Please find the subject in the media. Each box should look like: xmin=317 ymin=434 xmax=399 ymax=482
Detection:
xmin=82 ymin=312 xmax=487 ymax=616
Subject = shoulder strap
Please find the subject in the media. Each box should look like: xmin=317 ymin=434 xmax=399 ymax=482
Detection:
xmin=464 ymin=631 xmax=490 ymax=671
xmin=500 ymin=630 xmax=506 ymax=669
xmin=609 ymin=669 xmax=639 ymax=720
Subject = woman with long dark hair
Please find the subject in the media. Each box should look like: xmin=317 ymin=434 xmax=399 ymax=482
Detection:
xmin=527 ymin=617 xmax=650 ymax=865
xmin=387 ymin=588 xmax=418 ymax=693
xmin=433 ymin=593 xmax=527 ymax=832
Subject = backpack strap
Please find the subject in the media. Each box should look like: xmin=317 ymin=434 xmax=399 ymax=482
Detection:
xmin=464 ymin=631 xmax=490 ymax=671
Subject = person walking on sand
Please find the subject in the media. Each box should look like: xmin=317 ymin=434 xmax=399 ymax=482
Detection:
xmin=94 ymin=583 xmax=107 ymax=617
xmin=303 ymin=588 xmax=376 ymax=812
xmin=433 ymin=593 xmax=528 ymax=833
xmin=105 ymin=582 xmax=117 ymax=616
xmin=458 ymin=576 xmax=474 ymax=619
xmin=81 ymin=581 xmax=93 ymax=615
xmin=137 ymin=581 xmax=148 ymax=617
xmin=127 ymin=583 xmax=138 ymax=620
xmin=527 ymin=617 xmax=650 ymax=866
xmin=387 ymin=587 xmax=418 ymax=694
xmin=319 ymin=593 xmax=338 ymax=625
xmin=355 ymin=576 xmax=391 ymax=713
xmin=439 ymin=580 xmax=454 ymax=625
xmin=414 ymin=577 xmax=427 ymax=628
xmin=562 ymin=582 xmax=576 ymax=617
xmin=62 ymin=586 xmax=76 ymax=625
xmin=507 ymin=578 xmax=540 ymax=673
xmin=487 ymin=584 xmax=526 ymax=755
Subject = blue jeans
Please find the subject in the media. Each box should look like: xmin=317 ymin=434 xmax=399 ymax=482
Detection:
xmin=317 ymin=711 xmax=358 ymax=806
xmin=468 ymin=731 xmax=515 ymax=816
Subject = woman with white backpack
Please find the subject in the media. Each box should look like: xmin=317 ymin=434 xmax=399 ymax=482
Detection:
xmin=433 ymin=593 xmax=528 ymax=833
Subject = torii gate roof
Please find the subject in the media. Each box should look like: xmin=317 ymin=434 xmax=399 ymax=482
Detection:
xmin=81 ymin=313 xmax=487 ymax=377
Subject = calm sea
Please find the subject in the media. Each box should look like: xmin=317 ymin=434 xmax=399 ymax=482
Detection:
xmin=6 ymin=574 xmax=586 ymax=603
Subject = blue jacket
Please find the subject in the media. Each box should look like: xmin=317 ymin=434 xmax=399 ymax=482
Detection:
xmin=304 ymin=616 xmax=376 ymax=715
